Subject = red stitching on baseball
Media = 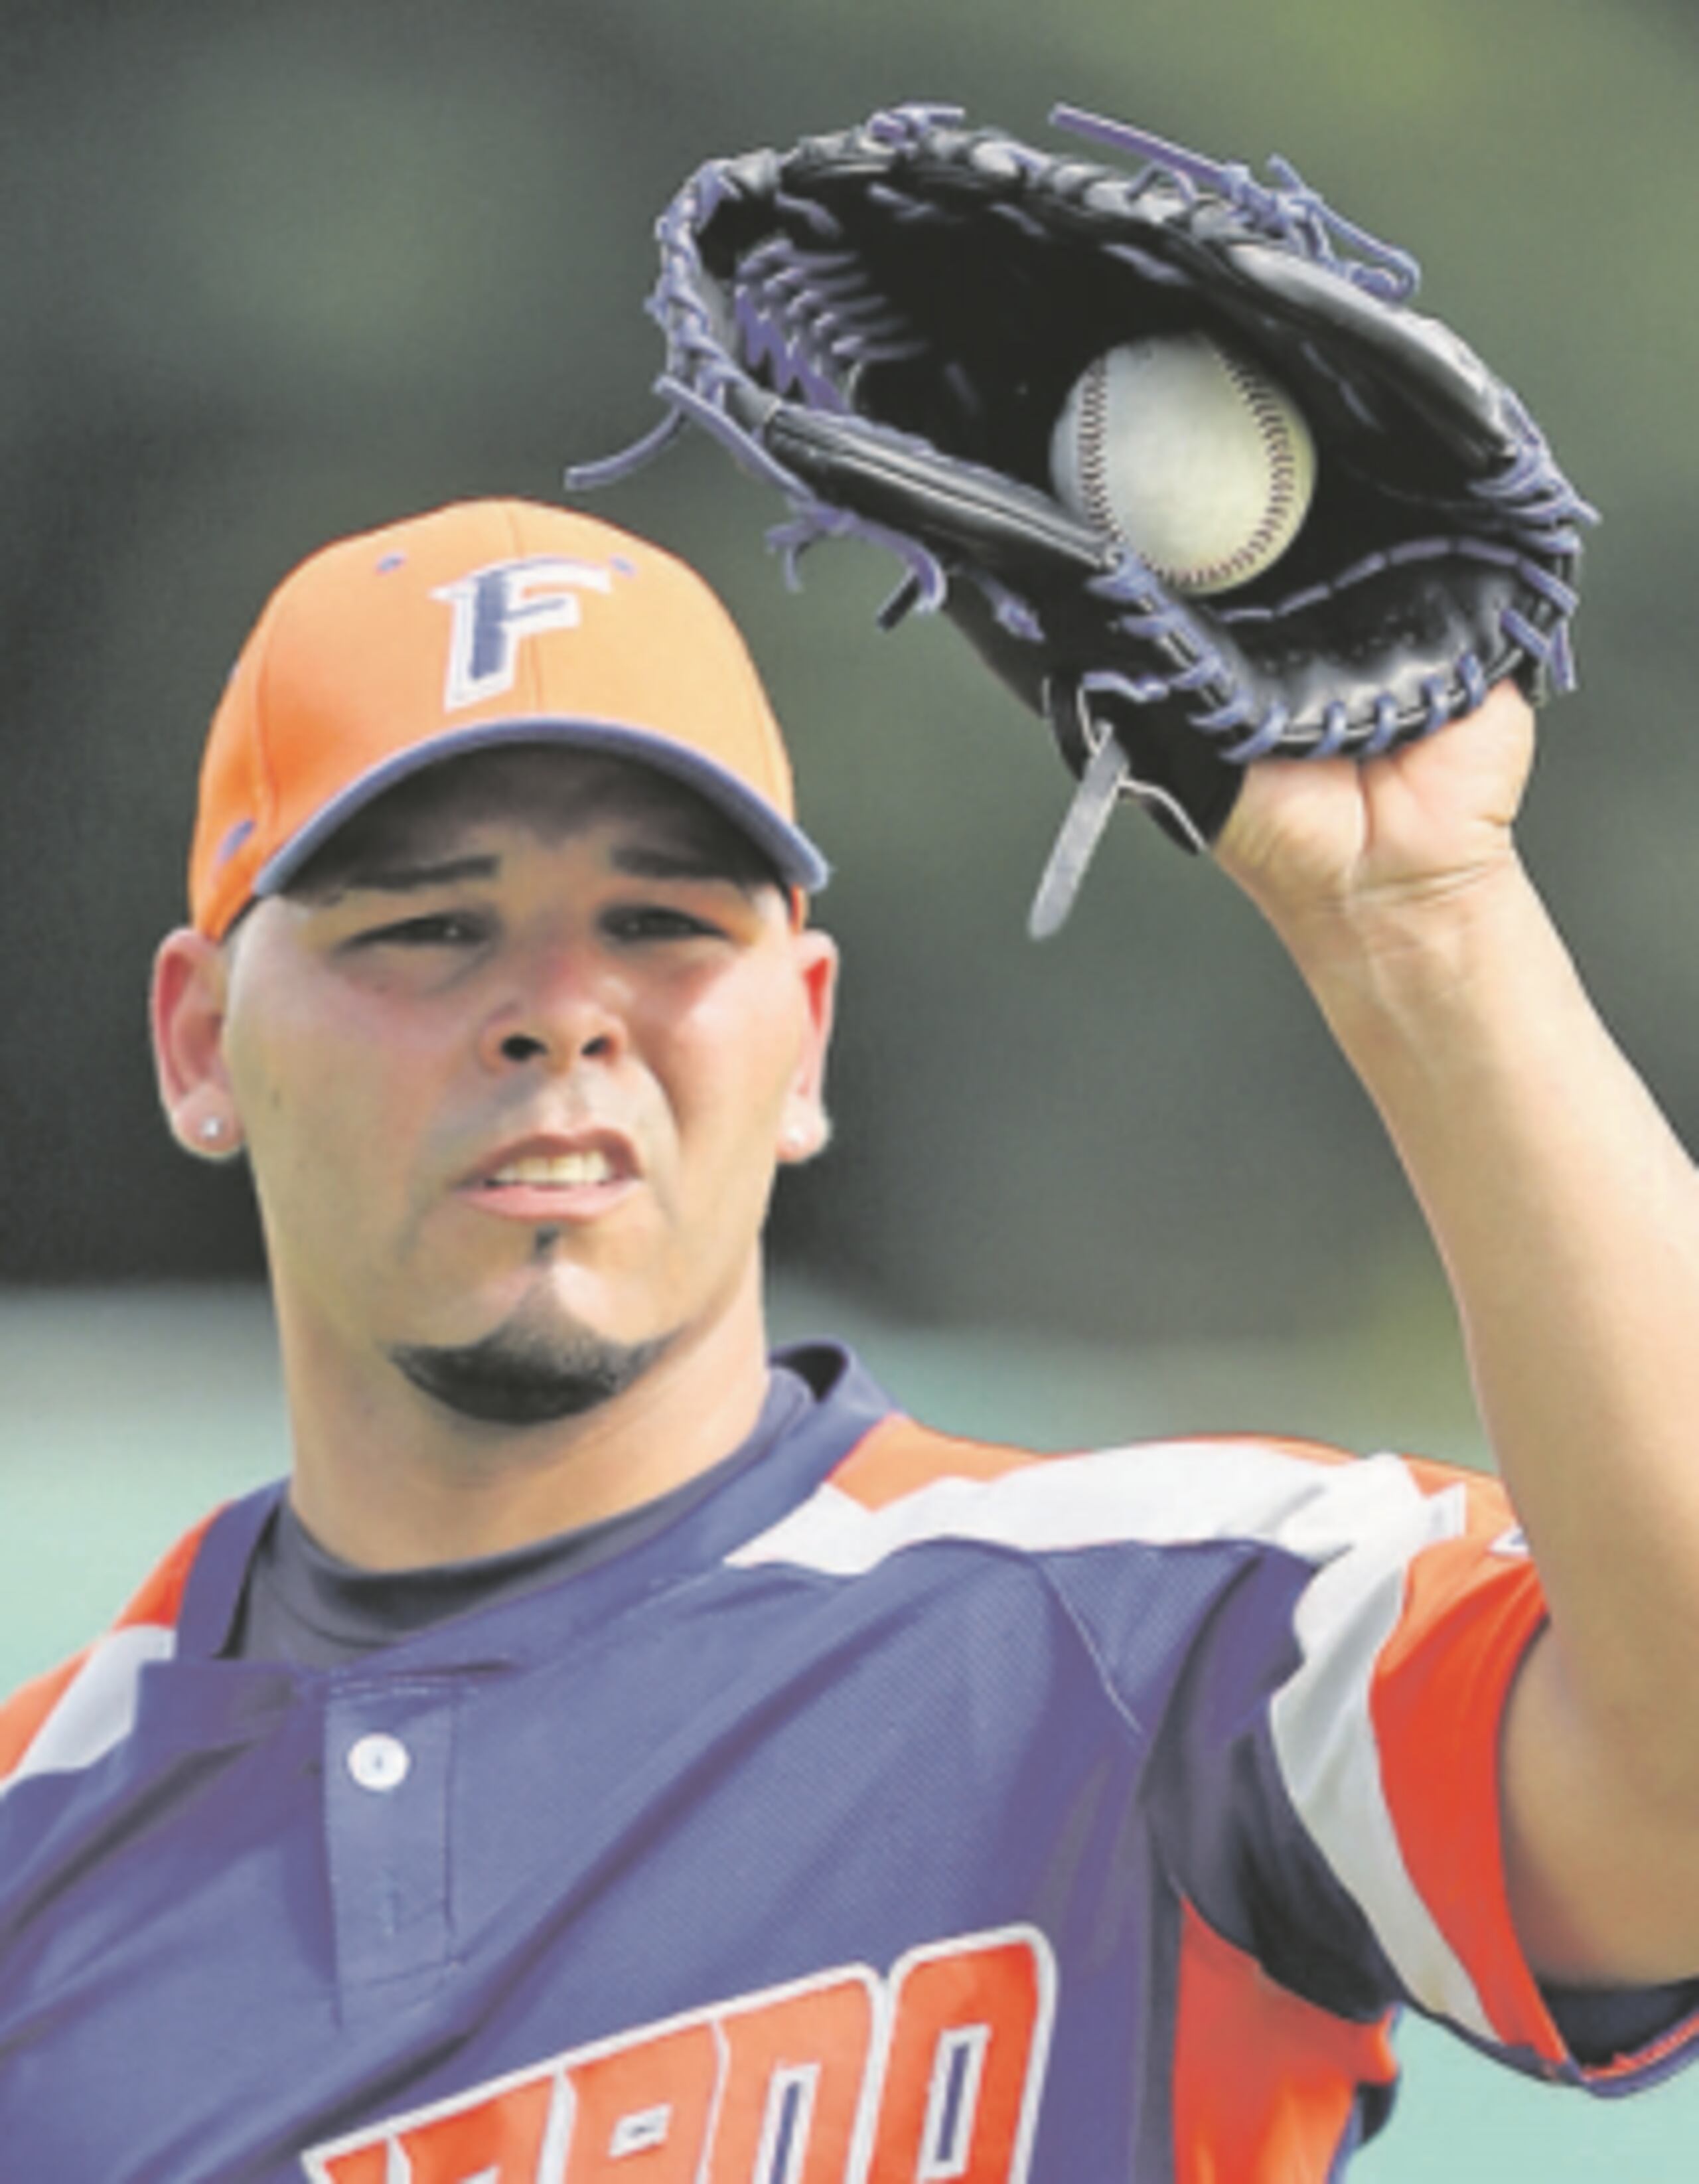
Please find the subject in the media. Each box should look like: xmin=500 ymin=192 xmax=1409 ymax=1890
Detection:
xmin=1197 ymin=341 xmax=1302 ymax=590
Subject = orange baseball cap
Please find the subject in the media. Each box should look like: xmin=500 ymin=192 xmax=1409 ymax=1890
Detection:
xmin=188 ymin=499 xmax=828 ymax=938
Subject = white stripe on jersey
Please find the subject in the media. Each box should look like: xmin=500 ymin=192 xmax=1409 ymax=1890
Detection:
xmin=1 ymin=1624 xmax=176 ymax=1797
xmin=729 ymin=1439 xmax=1497 ymax=2042
xmin=1269 ymin=1474 xmax=1487 ymax=2038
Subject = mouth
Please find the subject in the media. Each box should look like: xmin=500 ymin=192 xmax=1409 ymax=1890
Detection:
xmin=457 ymin=1133 xmax=637 ymax=1221
xmin=485 ymin=1149 xmax=617 ymax=1189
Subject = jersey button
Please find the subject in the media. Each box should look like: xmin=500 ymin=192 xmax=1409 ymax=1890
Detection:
xmin=346 ymin=1731 xmax=411 ymax=1792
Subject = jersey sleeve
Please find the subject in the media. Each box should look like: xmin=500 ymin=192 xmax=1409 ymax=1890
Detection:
xmin=1126 ymin=1439 xmax=1699 ymax=2092
xmin=802 ymin=1413 xmax=1699 ymax=2091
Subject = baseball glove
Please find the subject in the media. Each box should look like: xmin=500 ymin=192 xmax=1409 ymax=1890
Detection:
xmin=569 ymin=102 xmax=1594 ymax=933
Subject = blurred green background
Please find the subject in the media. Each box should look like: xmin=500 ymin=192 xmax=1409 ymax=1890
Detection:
xmin=5 ymin=0 xmax=1699 ymax=2173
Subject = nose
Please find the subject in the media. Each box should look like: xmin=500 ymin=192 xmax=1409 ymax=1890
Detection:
xmin=477 ymin=939 xmax=627 ymax=1074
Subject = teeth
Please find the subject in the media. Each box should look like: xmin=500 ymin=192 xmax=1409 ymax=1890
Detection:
xmin=488 ymin=1151 xmax=615 ymax=1188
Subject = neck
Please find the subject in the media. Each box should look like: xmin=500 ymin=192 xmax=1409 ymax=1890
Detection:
xmin=275 ymin=1268 xmax=773 ymax=1571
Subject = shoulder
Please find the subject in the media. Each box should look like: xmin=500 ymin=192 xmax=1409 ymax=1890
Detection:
xmin=734 ymin=1411 xmax=1524 ymax=1579
xmin=0 ymin=1508 xmax=224 ymax=1796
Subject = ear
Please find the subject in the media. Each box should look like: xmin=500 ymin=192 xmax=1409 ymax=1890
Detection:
xmin=151 ymin=927 xmax=243 ymax=1160
xmin=777 ymin=925 xmax=840 ymax=1164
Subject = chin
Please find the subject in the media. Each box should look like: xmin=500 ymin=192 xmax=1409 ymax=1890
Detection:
xmin=385 ymin=1296 xmax=675 ymax=1429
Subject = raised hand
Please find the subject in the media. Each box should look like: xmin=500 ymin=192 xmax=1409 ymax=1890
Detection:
xmin=1213 ymin=682 xmax=1536 ymax=959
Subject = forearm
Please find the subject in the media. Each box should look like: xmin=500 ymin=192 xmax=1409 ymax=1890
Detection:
xmin=1286 ymin=857 xmax=1699 ymax=1802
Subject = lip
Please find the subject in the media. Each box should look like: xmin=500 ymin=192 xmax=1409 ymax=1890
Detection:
xmin=455 ymin=1129 xmax=640 ymax=1223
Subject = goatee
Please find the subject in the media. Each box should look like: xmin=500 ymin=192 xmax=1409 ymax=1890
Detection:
xmin=387 ymin=1318 xmax=671 ymax=1427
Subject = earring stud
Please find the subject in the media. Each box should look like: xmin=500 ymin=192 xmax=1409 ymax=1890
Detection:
xmin=198 ymin=1115 xmax=227 ymax=1144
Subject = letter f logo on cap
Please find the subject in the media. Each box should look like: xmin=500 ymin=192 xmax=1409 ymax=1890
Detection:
xmin=433 ymin=556 xmax=620 ymax=711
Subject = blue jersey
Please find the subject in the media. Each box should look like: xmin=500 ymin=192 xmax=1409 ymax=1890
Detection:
xmin=1 ymin=1346 xmax=1694 ymax=2181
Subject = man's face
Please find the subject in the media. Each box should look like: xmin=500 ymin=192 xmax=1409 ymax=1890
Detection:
xmin=180 ymin=748 xmax=836 ymax=1425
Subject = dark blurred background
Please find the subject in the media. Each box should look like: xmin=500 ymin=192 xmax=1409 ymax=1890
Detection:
xmin=5 ymin=0 xmax=1698 ymax=1356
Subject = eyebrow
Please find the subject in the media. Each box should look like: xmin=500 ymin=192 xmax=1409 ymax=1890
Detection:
xmin=317 ymin=837 xmax=761 ymax=903
xmin=608 ymin=840 xmax=757 ymax=886
xmin=328 ymin=854 xmax=502 ymax=899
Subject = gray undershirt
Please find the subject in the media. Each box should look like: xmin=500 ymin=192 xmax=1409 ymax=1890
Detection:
xmin=226 ymin=1367 xmax=811 ymax=1668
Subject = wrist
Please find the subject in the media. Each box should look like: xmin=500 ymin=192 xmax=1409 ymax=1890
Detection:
xmin=1274 ymin=845 xmax=1532 ymax=988
xmin=1274 ymin=852 xmax=1574 ymax=1073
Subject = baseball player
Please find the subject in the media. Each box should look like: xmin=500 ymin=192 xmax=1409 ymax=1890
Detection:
xmin=3 ymin=496 xmax=1698 ymax=2181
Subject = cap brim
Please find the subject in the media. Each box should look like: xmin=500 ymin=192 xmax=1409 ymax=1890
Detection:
xmin=253 ymin=716 xmax=831 ymax=900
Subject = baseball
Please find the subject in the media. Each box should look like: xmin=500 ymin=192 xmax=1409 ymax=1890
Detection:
xmin=1049 ymin=331 xmax=1317 ymax=595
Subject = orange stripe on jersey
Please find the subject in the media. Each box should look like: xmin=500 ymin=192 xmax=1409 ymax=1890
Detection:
xmin=108 ymin=1508 xmax=221 ymax=1632
xmin=1170 ymin=1431 xmax=1363 ymax=1472
xmin=0 ymin=1508 xmax=221 ymax=1787
xmin=1368 ymin=1473 xmax=1559 ymax=2059
xmin=1172 ymin=1899 xmax=1397 ymax=2182
xmin=828 ymin=1417 xmax=1050 ymax=1509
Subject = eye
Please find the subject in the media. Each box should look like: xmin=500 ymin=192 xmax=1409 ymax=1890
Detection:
xmin=601 ymin=903 xmax=727 ymax=945
xmin=350 ymin=909 xmax=494 ymax=950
